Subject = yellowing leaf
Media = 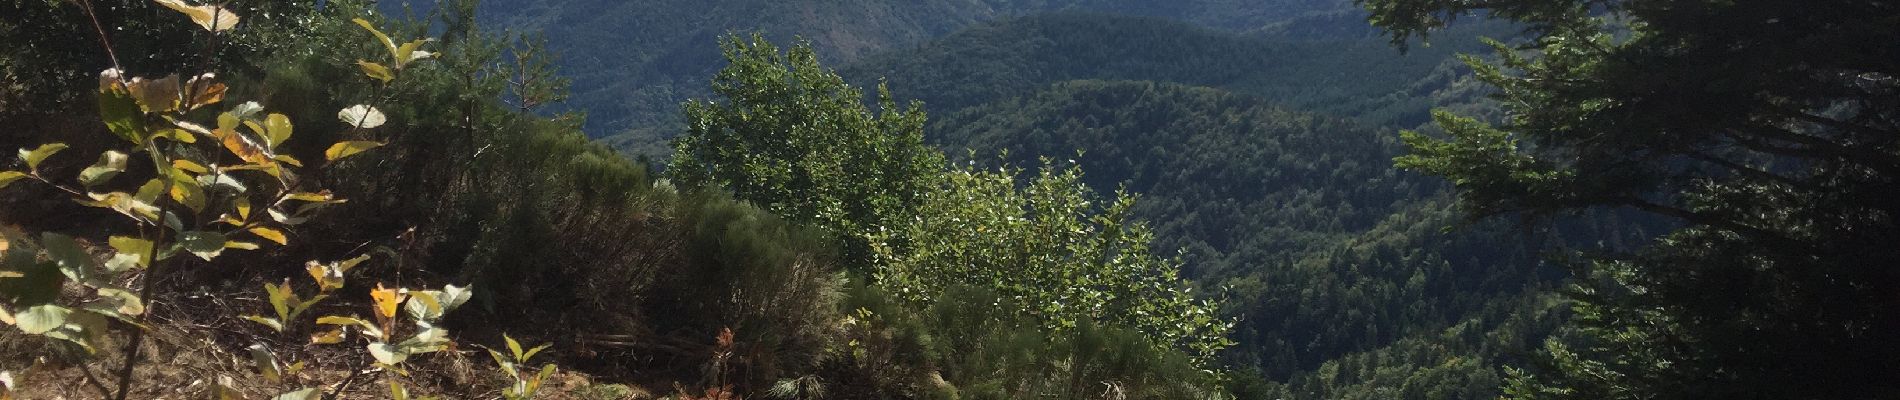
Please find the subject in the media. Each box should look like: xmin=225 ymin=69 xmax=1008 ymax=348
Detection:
xmin=154 ymin=0 xmax=240 ymax=31
xmin=285 ymin=191 xmax=336 ymax=203
xmin=389 ymin=380 xmax=411 ymax=400
xmin=244 ymin=315 xmax=284 ymax=332
xmin=336 ymin=105 xmax=386 ymax=129
xmin=20 ymin=143 xmax=68 ymax=171
xmin=505 ymin=334 xmax=525 ymax=360
xmin=217 ymin=118 xmax=275 ymax=165
xmin=0 ymin=172 xmax=26 ymax=191
xmin=249 ymin=227 xmax=288 ymax=245
xmin=403 ymin=291 xmax=443 ymax=321
xmin=370 ymin=284 xmax=404 ymax=321
xmin=273 ymin=154 xmax=304 ymax=167
xmin=172 ymin=120 xmax=212 ymax=138
xmin=249 ymin=344 xmax=283 ymax=383
xmin=264 ymin=113 xmax=293 ymax=150
xmin=306 ymin=261 xmax=342 ymax=292
xmin=353 ymin=19 xmax=400 ymax=65
xmin=134 ymin=179 xmax=164 ymax=204
xmin=234 ymin=195 xmax=252 ymax=220
xmin=186 ymin=74 xmax=226 ymax=110
xmin=310 ymin=328 xmax=345 ymax=345
xmin=109 ymin=236 xmax=154 ymax=268
xmin=83 ymin=192 xmax=162 ymax=221
xmin=153 ymin=128 xmax=198 ymax=144
xmin=224 ymin=241 xmax=260 ymax=250
xmin=317 ymin=315 xmax=371 ymax=327
xmin=337 ymin=254 xmax=372 ymax=272
xmin=325 ymin=141 xmax=383 ymax=161
xmin=126 ymin=74 xmax=182 ymax=113
xmin=172 ymin=159 xmax=209 ymax=174
xmin=167 ymin=167 xmax=208 ymax=213
xmin=357 ymin=60 xmax=394 ymax=83
xmin=393 ymin=39 xmax=436 ymax=67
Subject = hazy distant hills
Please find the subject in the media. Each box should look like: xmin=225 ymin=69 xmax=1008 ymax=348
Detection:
xmin=581 ymin=10 xmax=1510 ymax=158
xmin=844 ymin=12 xmax=1509 ymax=129
xmin=380 ymin=0 xmax=1360 ymax=141
xmin=375 ymin=2 xmax=1569 ymax=395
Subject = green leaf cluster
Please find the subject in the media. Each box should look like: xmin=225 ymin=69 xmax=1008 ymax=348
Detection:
xmin=670 ymin=33 xmax=944 ymax=268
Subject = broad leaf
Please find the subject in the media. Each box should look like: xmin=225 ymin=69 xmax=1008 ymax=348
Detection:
xmin=178 ymin=231 xmax=228 ymax=261
xmin=310 ymin=328 xmax=345 ymax=345
xmin=440 ymin=284 xmax=472 ymax=311
xmin=98 ymin=83 xmax=145 ymax=144
xmin=368 ymin=341 xmax=408 ymax=365
xmin=371 ymin=284 xmax=404 ymax=320
xmin=317 ymin=315 xmax=383 ymax=339
xmin=19 ymin=143 xmax=67 ymax=171
xmin=41 ymin=233 xmax=95 ymax=283
xmin=326 ymin=141 xmax=384 ymax=161
xmin=353 ymin=19 xmax=400 ymax=64
xmin=78 ymin=151 xmax=128 ymax=187
xmin=389 ymin=380 xmax=411 ymax=400
xmin=404 ymin=290 xmax=444 ymax=321
xmin=217 ymin=113 xmax=275 ymax=165
xmin=522 ymin=342 xmax=552 ymax=362
xmin=109 ymin=236 xmax=153 ymax=268
xmin=231 ymin=101 xmax=264 ymax=120
xmin=84 ymin=192 xmax=162 ymax=221
xmin=505 ymin=333 xmax=525 ymax=361
xmin=285 ymin=191 xmax=340 ymax=203
xmin=167 ymin=167 xmax=208 ymax=213
xmin=0 ymin=172 xmax=26 ymax=191
xmin=264 ymin=280 xmax=293 ymax=320
xmin=185 ymin=75 xmax=226 ymax=110
xmin=171 ymin=159 xmax=209 ymax=174
xmin=243 ymin=315 xmax=284 ymax=332
xmin=249 ymin=227 xmax=288 ymax=245
xmin=154 ymin=0 xmax=241 ymax=31
xmin=336 ymin=105 xmax=386 ymax=129
xmin=16 ymin=304 xmax=69 ymax=334
xmin=249 ymin=344 xmax=283 ymax=383
xmin=126 ymin=74 xmax=182 ymax=113
xmin=264 ymin=113 xmax=293 ymax=150
xmin=95 ymin=287 xmax=144 ymax=316
xmin=357 ymin=60 xmax=395 ymax=83
xmin=270 ymin=388 xmax=319 ymax=400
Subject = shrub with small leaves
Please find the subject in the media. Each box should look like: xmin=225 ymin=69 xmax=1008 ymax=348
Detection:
xmin=0 ymin=4 xmax=468 ymax=399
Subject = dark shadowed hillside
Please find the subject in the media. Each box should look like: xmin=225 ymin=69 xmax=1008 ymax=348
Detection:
xmin=928 ymin=80 xmax=1628 ymax=396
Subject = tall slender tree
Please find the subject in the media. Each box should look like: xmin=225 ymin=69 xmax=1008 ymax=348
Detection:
xmin=1358 ymin=0 xmax=1900 ymax=398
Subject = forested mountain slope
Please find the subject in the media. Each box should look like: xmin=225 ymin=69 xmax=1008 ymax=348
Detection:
xmin=379 ymin=0 xmax=1358 ymax=140
xmin=931 ymin=80 xmax=1624 ymax=396
xmin=843 ymin=13 xmax=1513 ymax=135
xmin=934 ymin=80 xmax=1430 ymax=277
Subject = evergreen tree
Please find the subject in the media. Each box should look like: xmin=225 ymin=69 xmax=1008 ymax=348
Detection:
xmin=1360 ymin=0 xmax=1900 ymax=397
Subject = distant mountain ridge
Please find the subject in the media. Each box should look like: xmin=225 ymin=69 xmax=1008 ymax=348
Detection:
xmin=380 ymin=0 xmax=1359 ymax=139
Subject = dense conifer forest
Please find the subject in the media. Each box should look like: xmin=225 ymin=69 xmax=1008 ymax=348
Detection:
xmin=0 ymin=0 xmax=1895 ymax=399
